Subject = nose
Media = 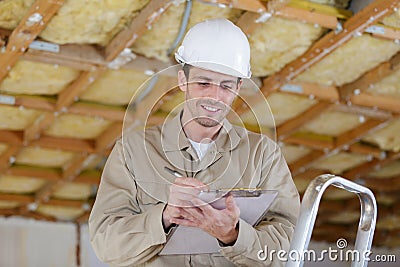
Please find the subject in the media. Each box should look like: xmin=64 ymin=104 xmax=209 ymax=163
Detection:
xmin=207 ymin=83 xmax=222 ymax=101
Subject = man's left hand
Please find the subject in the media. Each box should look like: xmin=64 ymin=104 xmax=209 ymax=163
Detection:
xmin=170 ymin=195 xmax=240 ymax=245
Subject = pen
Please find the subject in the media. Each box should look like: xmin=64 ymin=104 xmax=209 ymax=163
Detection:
xmin=164 ymin=166 xmax=183 ymax=178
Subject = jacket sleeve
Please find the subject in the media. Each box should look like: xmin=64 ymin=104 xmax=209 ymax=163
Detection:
xmin=219 ymin=139 xmax=300 ymax=267
xmin=88 ymin=140 xmax=167 ymax=267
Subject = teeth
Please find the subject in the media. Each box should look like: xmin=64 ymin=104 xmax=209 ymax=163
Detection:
xmin=203 ymin=105 xmax=218 ymax=112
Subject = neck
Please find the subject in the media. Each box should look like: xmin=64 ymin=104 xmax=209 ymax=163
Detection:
xmin=181 ymin=110 xmax=222 ymax=143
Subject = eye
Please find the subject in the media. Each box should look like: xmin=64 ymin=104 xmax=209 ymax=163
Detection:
xmin=197 ymin=82 xmax=211 ymax=87
xmin=221 ymin=84 xmax=233 ymax=90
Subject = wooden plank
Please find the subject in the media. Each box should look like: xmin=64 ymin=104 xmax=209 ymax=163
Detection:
xmin=95 ymin=122 xmax=123 ymax=153
xmin=203 ymin=0 xmax=266 ymax=12
xmin=0 ymin=130 xmax=23 ymax=145
xmin=24 ymin=112 xmax=56 ymax=142
xmin=0 ymin=146 xmax=21 ymax=172
xmin=74 ymin=171 xmax=101 ymax=185
xmin=46 ymin=198 xmax=88 ymax=208
xmin=0 ymin=194 xmax=34 ymax=204
xmin=343 ymin=152 xmax=400 ymax=179
xmin=24 ymin=43 xmax=104 ymax=71
xmin=68 ymin=102 xmax=125 ymax=122
xmin=105 ymin=0 xmax=174 ymax=61
xmin=276 ymin=5 xmax=338 ymax=29
xmin=62 ymin=153 xmax=89 ymax=180
xmin=0 ymin=0 xmax=65 ymax=82
xmin=277 ymin=101 xmax=331 ymax=138
xmin=289 ymin=150 xmax=325 ymax=174
xmin=6 ymin=165 xmax=61 ymax=181
xmin=283 ymin=82 xmax=340 ymax=101
xmin=31 ymin=135 xmax=95 ymax=153
xmin=56 ymin=69 xmax=106 ymax=110
xmin=366 ymin=24 xmax=400 ymax=41
xmin=262 ymin=0 xmax=400 ymax=95
xmin=348 ymin=143 xmax=384 ymax=159
xmin=335 ymin=118 xmax=387 ymax=147
xmin=340 ymin=52 xmax=400 ymax=99
xmin=284 ymin=135 xmax=334 ymax=150
xmin=350 ymin=93 xmax=400 ymax=113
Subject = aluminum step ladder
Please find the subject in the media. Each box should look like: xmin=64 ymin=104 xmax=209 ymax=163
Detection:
xmin=287 ymin=174 xmax=377 ymax=267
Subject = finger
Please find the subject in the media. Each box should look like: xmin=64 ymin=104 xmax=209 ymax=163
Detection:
xmin=174 ymin=178 xmax=209 ymax=192
xmin=170 ymin=218 xmax=198 ymax=227
xmin=180 ymin=206 xmax=204 ymax=220
xmin=191 ymin=197 xmax=216 ymax=216
xmin=225 ymin=195 xmax=237 ymax=211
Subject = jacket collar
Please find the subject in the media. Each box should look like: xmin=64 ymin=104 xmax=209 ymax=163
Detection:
xmin=161 ymin=111 xmax=241 ymax=153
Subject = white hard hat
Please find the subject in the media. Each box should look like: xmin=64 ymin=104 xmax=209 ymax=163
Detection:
xmin=175 ymin=18 xmax=252 ymax=78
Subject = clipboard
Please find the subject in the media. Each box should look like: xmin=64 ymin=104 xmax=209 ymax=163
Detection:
xmin=159 ymin=189 xmax=278 ymax=255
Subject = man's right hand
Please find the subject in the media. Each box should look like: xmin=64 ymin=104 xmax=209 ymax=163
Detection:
xmin=162 ymin=177 xmax=208 ymax=229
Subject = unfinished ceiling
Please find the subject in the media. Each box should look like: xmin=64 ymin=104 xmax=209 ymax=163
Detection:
xmin=0 ymin=0 xmax=400 ymax=248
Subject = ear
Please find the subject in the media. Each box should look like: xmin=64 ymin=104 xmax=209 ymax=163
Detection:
xmin=178 ymin=70 xmax=187 ymax=92
xmin=235 ymin=79 xmax=243 ymax=95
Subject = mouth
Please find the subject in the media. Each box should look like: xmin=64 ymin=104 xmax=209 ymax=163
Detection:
xmin=200 ymin=104 xmax=221 ymax=113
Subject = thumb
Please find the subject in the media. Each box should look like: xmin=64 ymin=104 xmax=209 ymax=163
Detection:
xmin=225 ymin=195 xmax=237 ymax=211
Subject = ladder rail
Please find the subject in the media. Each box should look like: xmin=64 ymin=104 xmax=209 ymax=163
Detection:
xmin=287 ymin=174 xmax=377 ymax=267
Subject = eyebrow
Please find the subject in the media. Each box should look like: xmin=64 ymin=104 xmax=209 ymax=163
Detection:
xmin=191 ymin=75 xmax=236 ymax=83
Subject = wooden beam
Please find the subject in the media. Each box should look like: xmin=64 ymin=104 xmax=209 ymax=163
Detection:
xmin=203 ymin=0 xmax=266 ymax=12
xmin=262 ymin=0 xmax=400 ymax=95
xmin=0 ymin=130 xmax=23 ymax=146
xmin=29 ymin=135 xmax=95 ymax=153
xmin=289 ymin=150 xmax=325 ymax=174
xmin=282 ymin=82 xmax=340 ymax=101
xmin=365 ymin=23 xmax=400 ymax=41
xmin=0 ymin=146 xmax=21 ymax=172
xmin=62 ymin=153 xmax=89 ymax=180
xmin=335 ymin=118 xmax=388 ymax=147
xmin=24 ymin=43 xmax=104 ymax=71
xmin=7 ymin=165 xmax=61 ymax=181
xmin=0 ymin=194 xmax=34 ymax=204
xmin=56 ymin=69 xmax=106 ymax=110
xmin=0 ymin=0 xmax=65 ymax=81
xmin=340 ymin=52 xmax=400 ymax=100
xmin=105 ymin=0 xmax=174 ymax=61
xmin=277 ymin=101 xmax=331 ymax=138
xmin=68 ymin=102 xmax=125 ymax=122
xmin=348 ymin=143 xmax=384 ymax=159
xmin=343 ymin=152 xmax=400 ymax=179
xmin=24 ymin=113 xmax=56 ymax=142
xmin=95 ymin=122 xmax=123 ymax=153
xmin=275 ymin=5 xmax=338 ymax=29
xmin=284 ymin=135 xmax=334 ymax=150
xmin=350 ymin=93 xmax=400 ymax=113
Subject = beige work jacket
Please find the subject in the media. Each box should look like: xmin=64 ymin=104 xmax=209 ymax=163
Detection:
xmin=89 ymin=113 xmax=300 ymax=267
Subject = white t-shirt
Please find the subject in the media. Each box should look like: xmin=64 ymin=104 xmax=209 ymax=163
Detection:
xmin=188 ymin=139 xmax=214 ymax=160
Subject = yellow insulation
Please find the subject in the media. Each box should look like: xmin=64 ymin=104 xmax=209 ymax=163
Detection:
xmin=0 ymin=175 xmax=47 ymax=194
xmin=0 ymin=0 xmax=34 ymax=29
xmin=44 ymin=114 xmax=113 ymax=139
xmin=15 ymin=147 xmax=76 ymax=168
xmin=362 ymin=119 xmax=400 ymax=152
xmin=40 ymin=0 xmax=149 ymax=45
xmin=296 ymin=35 xmax=400 ymax=86
xmin=0 ymin=60 xmax=80 ymax=95
xmin=37 ymin=205 xmax=84 ymax=221
xmin=80 ymin=69 xmax=150 ymax=105
xmin=299 ymin=110 xmax=363 ymax=136
xmin=0 ymin=144 xmax=8 ymax=155
xmin=131 ymin=1 xmax=242 ymax=62
xmin=382 ymin=7 xmax=400 ymax=29
xmin=0 ymin=200 xmax=20 ymax=209
xmin=281 ymin=144 xmax=311 ymax=164
xmin=367 ymin=68 xmax=400 ymax=98
xmin=0 ymin=106 xmax=43 ymax=130
xmin=249 ymin=17 xmax=324 ymax=77
xmin=311 ymin=152 xmax=369 ymax=174
xmin=52 ymin=183 xmax=93 ymax=200
xmin=368 ymin=161 xmax=400 ymax=178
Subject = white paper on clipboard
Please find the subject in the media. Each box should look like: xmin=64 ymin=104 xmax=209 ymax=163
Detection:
xmin=159 ymin=190 xmax=278 ymax=255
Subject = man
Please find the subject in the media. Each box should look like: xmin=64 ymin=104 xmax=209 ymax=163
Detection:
xmin=89 ymin=18 xmax=300 ymax=266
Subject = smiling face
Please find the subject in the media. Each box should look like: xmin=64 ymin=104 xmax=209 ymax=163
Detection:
xmin=178 ymin=66 xmax=241 ymax=128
